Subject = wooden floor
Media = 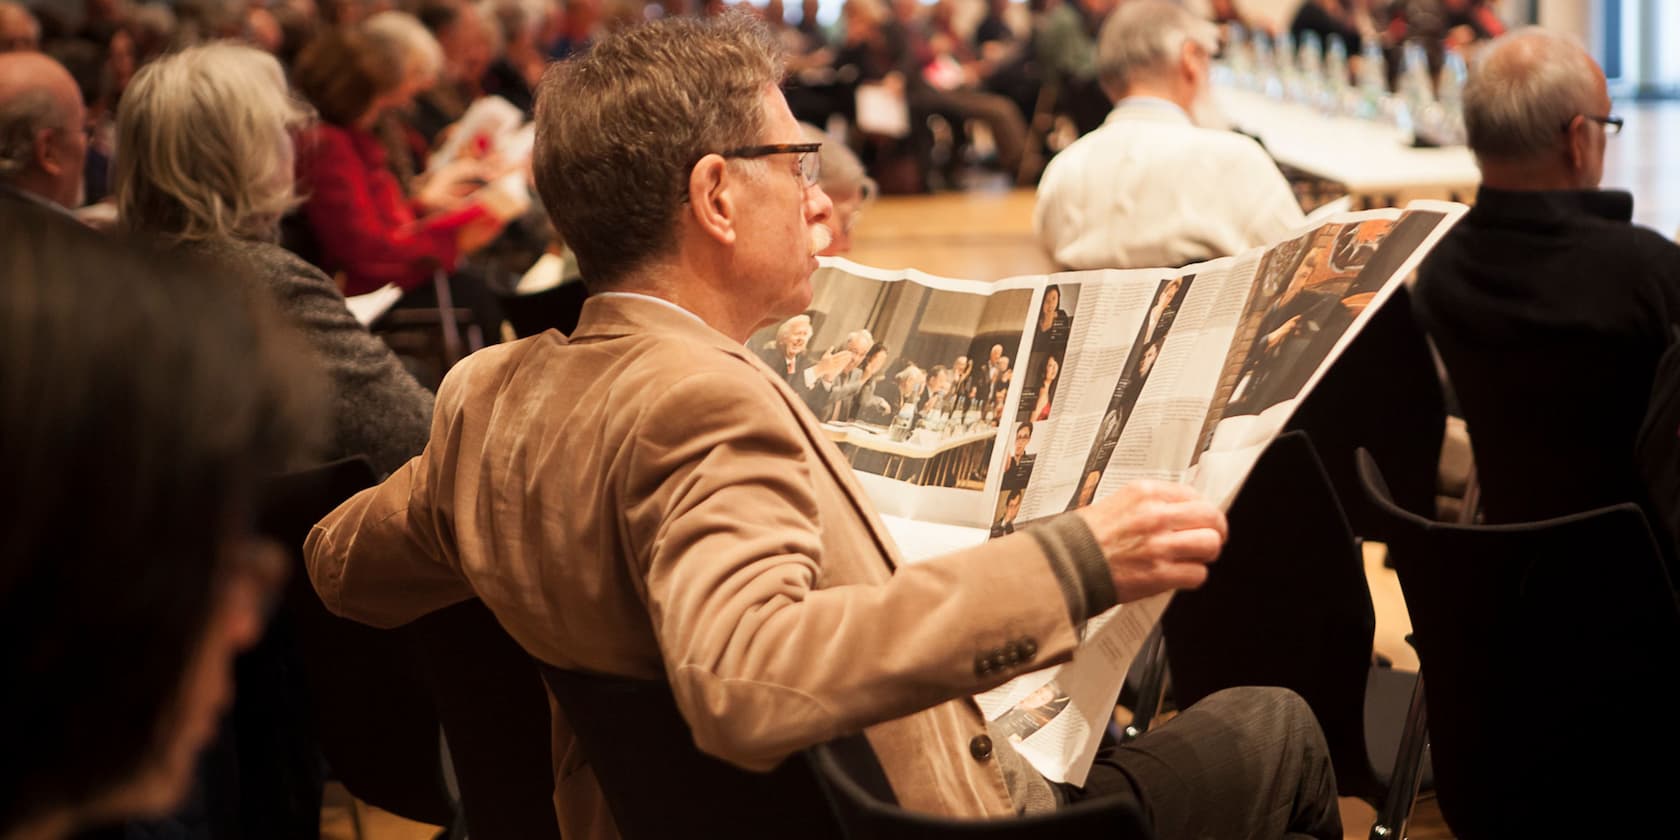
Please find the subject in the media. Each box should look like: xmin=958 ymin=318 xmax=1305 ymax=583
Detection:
xmin=331 ymin=105 xmax=1680 ymax=839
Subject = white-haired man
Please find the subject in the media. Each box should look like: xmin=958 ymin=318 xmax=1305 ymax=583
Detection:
xmin=1034 ymin=0 xmax=1303 ymax=270
xmin=307 ymin=14 xmax=1338 ymax=839
xmin=812 ymin=327 xmax=875 ymax=416
xmin=0 ymin=51 xmax=86 ymax=211
xmin=760 ymin=312 xmax=815 ymax=380
xmin=1414 ymin=27 xmax=1680 ymax=530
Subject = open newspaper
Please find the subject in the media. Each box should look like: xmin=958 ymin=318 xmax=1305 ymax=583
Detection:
xmin=748 ymin=199 xmax=1467 ymax=785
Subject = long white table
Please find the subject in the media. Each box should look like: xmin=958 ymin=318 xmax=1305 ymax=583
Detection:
xmin=1215 ymin=87 xmax=1482 ymax=208
xmin=824 ymin=423 xmax=996 ymax=488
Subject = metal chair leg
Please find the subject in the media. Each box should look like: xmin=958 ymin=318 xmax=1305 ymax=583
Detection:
xmin=1122 ymin=624 xmax=1169 ymax=741
xmin=1370 ymin=673 xmax=1428 ymax=839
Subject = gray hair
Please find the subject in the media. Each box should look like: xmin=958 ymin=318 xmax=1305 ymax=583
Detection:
xmin=802 ymin=122 xmax=877 ymax=204
xmin=1463 ymin=27 xmax=1603 ymax=163
xmin=362 ymin=10 xmax=445 ymax=85
xmin=115 ymin=42 xmax=312 ymax=242
xmin=1096 ymin=0 xmax=1219 ymax=99
xmin=776 ymin=313 xmax=813 ymax=341
xmin=0 ymin=89 xmax=57 ymax=180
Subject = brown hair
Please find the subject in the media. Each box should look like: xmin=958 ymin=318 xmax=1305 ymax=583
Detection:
xmin=292 ymin=27 xmax=397 ymax=127
xmin=531 ymin=11 xmax=783 ymax=288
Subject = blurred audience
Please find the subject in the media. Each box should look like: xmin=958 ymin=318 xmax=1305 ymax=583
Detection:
xmin=116 ymin=41 xmax=435 ymax=476
xmin=291 ymin=20 xmax=507 ymax=297
xmin=1036 ymin=0 xmax=1119 ymax=135
xmin=414 ymin=0 xmax=503 ymax=140
xmin=0 ymin=51 xmax=86 ymax=211
xmin=488 ymin=0 xmax=550 ymax=110
xmin=1034 ymin=0 xmax=1303 ymax=269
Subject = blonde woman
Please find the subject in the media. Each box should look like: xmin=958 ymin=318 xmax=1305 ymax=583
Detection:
xmin=114 ymin=42 xmax=434 ymax=475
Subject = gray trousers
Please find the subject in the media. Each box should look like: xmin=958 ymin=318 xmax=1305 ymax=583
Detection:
xmin=1066 ymin=686 xmax=1342 ymax=840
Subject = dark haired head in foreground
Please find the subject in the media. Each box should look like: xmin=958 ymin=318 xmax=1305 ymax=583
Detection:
xmin=0 ymin=198 xmax=318 ymax=836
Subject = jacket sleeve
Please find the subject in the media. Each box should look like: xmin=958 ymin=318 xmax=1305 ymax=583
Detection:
xmin=625 ymin=370 xmax=1085 ymax=771
xmin=269 ymin=254 xmax=436 ymax=476
xmin=304 ymin=360 xmax=474 ymax=628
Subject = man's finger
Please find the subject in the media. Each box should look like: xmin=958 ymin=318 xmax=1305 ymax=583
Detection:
xmin=1154 ymin=501 xmax=1227 ymax=541
xmin=1149 ymin=527 xmax=1224 ymax=563
xmin=1120 ymin=479 xmax=1201 ymax=504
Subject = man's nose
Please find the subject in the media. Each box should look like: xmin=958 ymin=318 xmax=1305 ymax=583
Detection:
xmin=805 ymin=182 xmax=834 ymax=226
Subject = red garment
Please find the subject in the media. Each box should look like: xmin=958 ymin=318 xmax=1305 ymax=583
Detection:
xmin=294 ymin=123 xmax=490 ymax=295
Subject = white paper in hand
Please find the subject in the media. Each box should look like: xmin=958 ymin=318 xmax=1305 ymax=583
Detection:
xmin=428 ymin=95 xmax=526 ymax=171
xmin=344 ymin=284 xmax=404 ymax=326
xmin=855 ymin=83 xmax=910 ymax=138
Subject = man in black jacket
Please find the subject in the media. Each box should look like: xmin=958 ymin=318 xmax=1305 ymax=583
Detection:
xmin=1413 ymin=27 xmax=1680 ymax=530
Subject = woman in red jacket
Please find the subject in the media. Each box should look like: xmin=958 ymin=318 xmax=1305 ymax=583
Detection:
xmin=292 ymin=17 xmax=506 ymax=297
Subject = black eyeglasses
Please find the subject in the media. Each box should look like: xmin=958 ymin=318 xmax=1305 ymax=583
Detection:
xmin=721 ymin=142 xmax=823 ymax=187
xmin=1568 ymin=114 xmax=1624 ymax=136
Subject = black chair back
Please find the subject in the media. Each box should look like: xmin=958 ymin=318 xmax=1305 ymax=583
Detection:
xmin=257 ymin=456 xmax=455 ymax=827
xmin=534 ymin=664 xmax=848 ymax=839
xmin=409 ymin=600 xmax=561 ymax=840
xmin=1287 ymin=285 xmax=1445 ymax=539
xmin=498 ymin=280 xmax=589 ymax=338
xmin=1356 ymin=448 xmax=1680 ymax=838
xmin=1161 ymin=431 xmax=1397 ymax=802
xmin=806 ymin=742 xmax=1152 ymax=839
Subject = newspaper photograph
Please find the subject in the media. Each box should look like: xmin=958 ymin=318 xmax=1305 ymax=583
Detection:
xmin=747 ymin=263 xmax=1039 ymax=525
xmin=780 ymin=200 xmax=1468 ymax=784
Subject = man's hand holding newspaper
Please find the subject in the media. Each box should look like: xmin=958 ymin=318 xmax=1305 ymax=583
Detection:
xmin=1078 ymin=480 xmax=1227 ymax=603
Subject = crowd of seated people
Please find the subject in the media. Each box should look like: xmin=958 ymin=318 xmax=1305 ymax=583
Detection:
xmin=761 ymin=311 xmax=1018 ymax=433
xmin=0 ymin=0 xmax=1510 ymax=243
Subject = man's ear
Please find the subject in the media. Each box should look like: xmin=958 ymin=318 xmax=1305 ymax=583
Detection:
xmin=1564 ymin=114 xmax=1590 ymax=175
xmin=687 ymin=153 xmax=737 ymax=246
xmin=33 ymin=127 xmax=63 ymax=176
xmin=1180 ymin=40 xmax=1203 ymax=89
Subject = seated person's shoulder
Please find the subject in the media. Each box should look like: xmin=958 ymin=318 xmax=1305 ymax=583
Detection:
xmin=1195 ymin=126 xmax=1282 ymax=171
xmin=1624 ymin=220 xmax=1680 ymax=259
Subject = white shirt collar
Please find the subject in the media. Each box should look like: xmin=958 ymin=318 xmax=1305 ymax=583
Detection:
xmin=1108 ymin=96 xmax=1192 ymax=125
xmin=592 ymin=291 xmax=707 ymax=326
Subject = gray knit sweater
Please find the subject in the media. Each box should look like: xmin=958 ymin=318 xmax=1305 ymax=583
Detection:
xmin=182 ymin=237 xmax=435 ymax=476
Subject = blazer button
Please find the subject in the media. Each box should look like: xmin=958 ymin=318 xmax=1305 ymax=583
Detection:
xmin=969 ymin=734 xmax=993 ymax=761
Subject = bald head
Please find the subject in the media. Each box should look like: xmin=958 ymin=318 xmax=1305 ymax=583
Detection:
xmin=0 ymin=52 xmax=87 ymax=207
xmin=1464 ymin=27 xmax=1609 ymax=189
xmin=0 ymin=2 xmax=38 ymax=52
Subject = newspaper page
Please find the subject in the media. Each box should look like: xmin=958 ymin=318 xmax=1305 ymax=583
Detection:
xmin=749 ymin=200 xmax=1466 ymax=784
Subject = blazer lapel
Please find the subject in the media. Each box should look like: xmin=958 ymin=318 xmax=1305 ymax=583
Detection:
xmin=733 ymin=348 xmax=903 ymax=572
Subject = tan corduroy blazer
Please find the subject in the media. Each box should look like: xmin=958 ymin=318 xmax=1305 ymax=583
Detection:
xmin=305 ymin=294 xmax=1082 ymax=838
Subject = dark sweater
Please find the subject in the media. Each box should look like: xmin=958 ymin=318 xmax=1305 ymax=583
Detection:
xmin=1413 ymin=187 xmax=1680 ymax=523
xmin=182 ymin=237 xmax=436 ymax=476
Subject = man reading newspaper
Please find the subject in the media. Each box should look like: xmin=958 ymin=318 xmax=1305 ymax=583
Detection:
xmin=304 ymin=14 xmax=1339 ymax=839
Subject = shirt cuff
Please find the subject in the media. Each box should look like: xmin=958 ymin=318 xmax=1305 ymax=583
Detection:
xmin=1025 ymin=512 xmax=1118 ymax=625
